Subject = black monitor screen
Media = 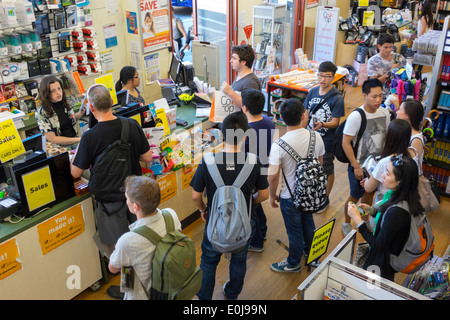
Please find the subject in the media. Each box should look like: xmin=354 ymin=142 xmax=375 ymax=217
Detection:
xmin=14 ymin=152 xmax=75 ymax=217
xmin=169 ymin=54 xmax=181 ymax=84
xmin=116 ymin=90 xmax=129 ymax=106
xmin=22 ymin=133 xmax=45 ymax=152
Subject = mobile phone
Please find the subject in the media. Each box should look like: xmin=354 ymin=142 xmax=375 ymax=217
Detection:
xmin=350 ymin=201 xmax=366 ymax=216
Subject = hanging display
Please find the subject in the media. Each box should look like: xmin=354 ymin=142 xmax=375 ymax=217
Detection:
xmin=139 ymin=0 xmax=171 ymax=54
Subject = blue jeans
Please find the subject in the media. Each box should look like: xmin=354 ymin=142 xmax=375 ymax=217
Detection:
xmin=197 ymin=225 xmax=250 ymax=300
xmin=250 ymin=204 xmax=267 ymax=248
xmin=280 ymin=197 xmax=316 ymax=266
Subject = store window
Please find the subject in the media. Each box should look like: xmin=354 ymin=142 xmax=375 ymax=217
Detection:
xmin=196 ymin=0 xmax=228 ymax=86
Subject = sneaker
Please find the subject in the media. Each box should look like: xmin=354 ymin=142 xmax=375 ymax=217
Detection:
xmin=248 ymin=245 xmax=264 ymax=253
xmin=341 ymin=223 xmax=353 ymax=237
xmin=271 ymin=259 xmax=301 ymax=272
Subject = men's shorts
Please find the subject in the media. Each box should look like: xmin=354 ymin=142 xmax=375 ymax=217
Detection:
xmin=322 ymin=152 xmax=335 ymax=176
xmin=347 ymin=165 xmax=366 ymax=199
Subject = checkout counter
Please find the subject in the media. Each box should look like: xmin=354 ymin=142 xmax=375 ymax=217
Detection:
xmin=0 ymin=100 xmax=212 ymax=299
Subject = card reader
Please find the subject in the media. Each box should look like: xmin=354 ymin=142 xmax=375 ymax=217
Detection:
xmin=176 ymin=117 xmax=188 ymax=126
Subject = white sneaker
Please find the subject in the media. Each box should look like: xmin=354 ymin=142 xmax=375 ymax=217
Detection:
xmin=341 ymin=223 xmax=353 ymax=237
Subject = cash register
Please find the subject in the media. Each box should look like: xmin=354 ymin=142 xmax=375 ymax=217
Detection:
xmin=0 ymin=134 xmax=75 ymax=220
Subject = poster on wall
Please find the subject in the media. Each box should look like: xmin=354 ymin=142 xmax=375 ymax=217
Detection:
xmin=313 ymin=6 xmax=340 ymax=63
xmin=139 ymin=0 xmax=171 ymax=54
xmin=306 ymin=0 xmax=319 ymax=8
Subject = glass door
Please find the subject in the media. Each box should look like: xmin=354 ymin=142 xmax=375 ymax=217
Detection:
xmin=195 ymin=0 xmax=231 ymax=85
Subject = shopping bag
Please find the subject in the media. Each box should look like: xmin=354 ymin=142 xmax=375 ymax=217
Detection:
xmin=208 ymin=91 xmax=238 ymax=123
xmin=418 ymin=175 xmax=440 ymax=214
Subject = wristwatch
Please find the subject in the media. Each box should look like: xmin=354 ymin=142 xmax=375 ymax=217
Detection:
xmin=199 ymin=207 xmax=207 ymax=213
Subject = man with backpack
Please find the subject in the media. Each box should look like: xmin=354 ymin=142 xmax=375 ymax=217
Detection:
xmin=268 ymin=98 xmax=326 ymax=272
xmin=190 ymin=112 xmax=269 ymax=300
xmin=304 ymin=61 xmax=345 ymax=198
xmin=108 ymin=175 xmax=201 ymax=300
xmin=341 ymin=79 xmax=390 ymax=236
xmin=71 ymin=84 xmax=153 ymax=299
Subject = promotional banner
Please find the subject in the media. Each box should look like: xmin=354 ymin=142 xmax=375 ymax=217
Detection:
xmin=140 ymin=0 xmax=171 ymax=53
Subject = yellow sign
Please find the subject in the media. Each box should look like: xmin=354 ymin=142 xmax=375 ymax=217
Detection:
xmin=37 ymin=204 xmax=86 ymax=255
xmin=359 ymin=0 xmax=369 ymax=6
xmin=157 ymin=171 xmax=177 ymax=203
xmin=0 ymin=238 xmax=22 ymax=281
xmin=362 ymin=11 xmax=374 ymax=27
xmin=95 ymin=74 xmax=118 ymax=105
xmin=181 ymin=164 xmax=198 ymax=190
xmin=155 ymin=108 xmax=170 ymax=136
xmin=130 ymin=113 xmax=142 ymax=126
xmin=21 ymin=165 xmax=56 ymax=212
xmin=0 ymin=118 xmax=25 ymax=163
xmin=307 ymin=219 xmax=335 ymax=265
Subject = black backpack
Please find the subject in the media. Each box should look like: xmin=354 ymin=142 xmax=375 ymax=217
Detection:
xmin=333 ymin=108 xmax=367 ymax=163
xmin=276 ymin=131 xmax=328 ymax=214
xmin=88 ymin=117 xmax=132 ymax=202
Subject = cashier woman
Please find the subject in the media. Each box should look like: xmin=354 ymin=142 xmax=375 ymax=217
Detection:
xmin=36 ymin=76 xmax=85 ymax=146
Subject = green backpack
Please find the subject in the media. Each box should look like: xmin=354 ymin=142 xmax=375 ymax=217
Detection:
xmin=133 ymin=210 xmax=202 ymax=300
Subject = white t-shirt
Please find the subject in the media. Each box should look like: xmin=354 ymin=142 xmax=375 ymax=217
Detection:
xmin=343 ymin=105 xmax=390 ymax=166
xmin=109 ymin=208 xmax=181 ymax=300
xmin=269 ymin=128 xmax=325 ymax=199
xmin=371 ymin=155 xmax=390 ymax=198
xmin=410 ymin=133 xmax=425 ymax=175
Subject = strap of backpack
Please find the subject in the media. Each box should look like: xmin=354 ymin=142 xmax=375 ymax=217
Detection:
xmin=275 ymin=138 xmax=302 ymax=162
xmin=203 ymin=152 xmax=225 ymax=188
xmin=306 ymin=130 xmax=316 ymax=158
xmin=309 ymin=91 xmax=340 ymax=116
xmin=132 ymin=223 xmax=162 ymax=246
xmin=161 ymin=209 xmax=175 ymax=233
xmin=354 ymin=108 xmax=367 ymax=151
xmin=118 ymin=116 xmax=130 ymax=144
xmin=233 ymin=153 xmax=257 ymax=188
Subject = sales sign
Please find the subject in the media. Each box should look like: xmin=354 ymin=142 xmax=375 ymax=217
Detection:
xmin=307 ymin=218 xmax=335 ymax=265
xmin=21 ymin=165 xmax=55 ymax=213
xmin=0 ymin=118 xmax=25 ymax=163
xmin=37 ymin=204 xmax=86 ymax=255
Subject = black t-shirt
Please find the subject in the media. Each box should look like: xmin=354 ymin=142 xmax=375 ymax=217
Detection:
xmin=72 ymin=117 xmax=150 ymax=175
xmin=53 ymin=101 xmax=76 ymax=137
xmin=190 ymin=151 xmax=268 ymax=218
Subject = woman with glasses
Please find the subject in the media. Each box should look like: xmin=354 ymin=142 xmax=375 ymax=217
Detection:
xmin=115 ymin=66 xmax=145 ymax=106
xmin=348 ymin=155 xmax=424 ymax=281
xmin=36 ymin=75 xmax=85 ymax=146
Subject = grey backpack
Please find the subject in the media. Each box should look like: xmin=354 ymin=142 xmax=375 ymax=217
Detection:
xmin=381 ymin=201 xmax=435 ymax=274
xmin=203 ymin=152 xmax=256 ymax=253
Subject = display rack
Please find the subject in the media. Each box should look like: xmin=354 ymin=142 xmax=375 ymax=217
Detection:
xmin=297 ymin=230 xmax=430 ymax=300
xmin=424 ymin=15 xmax=450 ymax=196
xmin=252 ymin=3 xmax=286 ymax=91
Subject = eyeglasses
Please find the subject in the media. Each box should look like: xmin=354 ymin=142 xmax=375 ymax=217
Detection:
xmin=317 ymin=73 xmax=334 ymax=79
xmin=391 ymin=154 xmax=403 ymax=167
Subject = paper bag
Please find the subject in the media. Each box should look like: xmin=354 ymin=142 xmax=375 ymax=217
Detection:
xmin=209 ymin=91 xmax=238 ymax=123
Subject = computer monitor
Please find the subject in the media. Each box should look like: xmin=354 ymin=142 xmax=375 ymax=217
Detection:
xmin=14 ymin=152 xmax=75 ymax=217
xmin=169 ymin=54 xmax=183 ymax=85
xmin=118 ymin=105 xmax=150 ymax=127
xmin=116 ymin=89 xmax=129 ymax=106
xmin=22 ymin=133 xmax=45 ymax=152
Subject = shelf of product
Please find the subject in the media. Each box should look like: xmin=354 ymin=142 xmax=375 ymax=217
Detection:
xmin=252 ymin=3 xmax=286 ymax=91
xmin=425 ymin=15 xmax=450 ymax=197
xmin=0 ymin=1 xmax=99 ymax=117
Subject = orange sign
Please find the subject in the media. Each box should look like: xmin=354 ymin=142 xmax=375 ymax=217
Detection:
xmin=37 ymin=204 xmax=85 ymax=255
xmin=0 ymin=238 xmax=22 ymax=281
xmin=181 ymin=164 xmax=198 ymax=190
xmin=157 ymin=171 xmax=177 ymax=203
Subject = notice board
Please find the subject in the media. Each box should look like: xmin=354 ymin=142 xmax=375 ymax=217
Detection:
xmin=313 ymin=6 xmax=340 ymax=63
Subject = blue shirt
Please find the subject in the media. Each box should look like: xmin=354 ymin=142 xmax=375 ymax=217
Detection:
xmin=244 ymin=115 xmax=275 ymax=168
